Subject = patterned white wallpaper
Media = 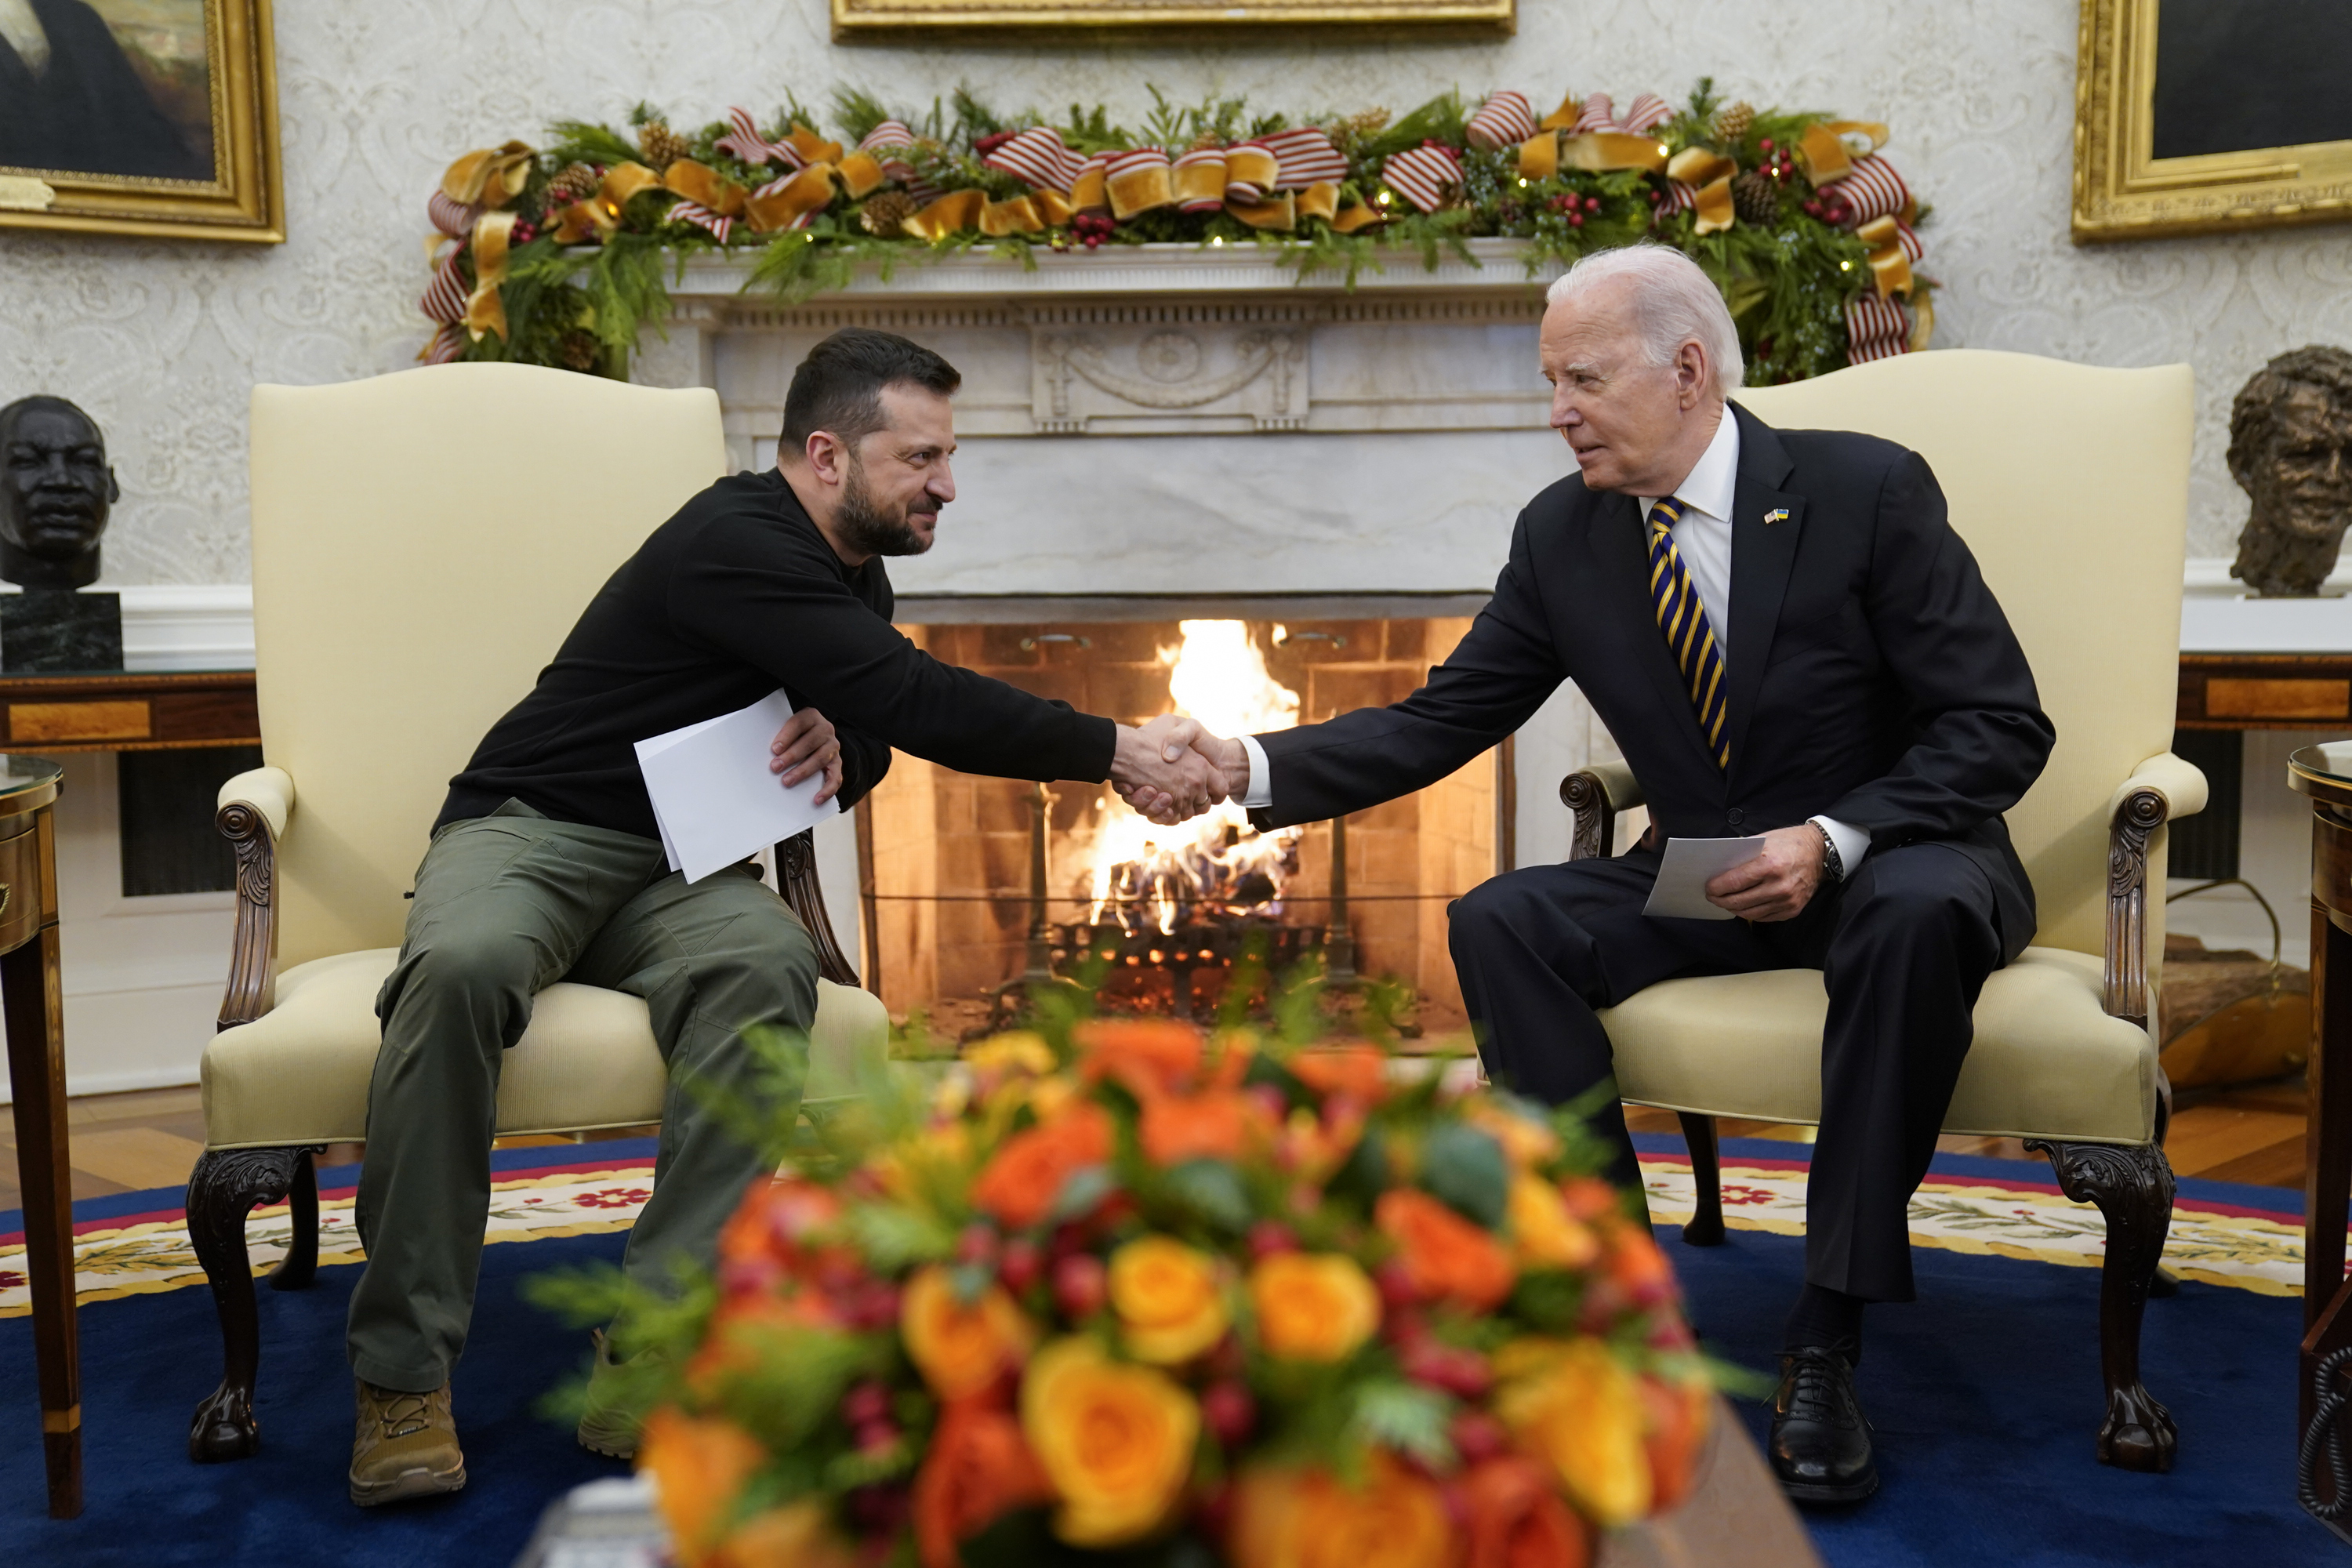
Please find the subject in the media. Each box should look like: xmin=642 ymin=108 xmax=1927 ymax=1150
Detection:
xmin=4 ymin=0 xmax=2349 ymax=583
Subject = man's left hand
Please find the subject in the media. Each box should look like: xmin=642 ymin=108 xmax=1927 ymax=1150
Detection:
xmin=1706 ymin=824 xmax=1825 ymax=922
xmin=769 ymin=707 xmax=844 ymax=805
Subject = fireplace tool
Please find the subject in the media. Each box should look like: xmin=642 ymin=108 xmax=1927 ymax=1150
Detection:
xmin=978 ymin=781 xmax=1073 ymax=1036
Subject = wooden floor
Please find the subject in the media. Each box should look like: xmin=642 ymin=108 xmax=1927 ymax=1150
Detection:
xmin=0 ymin=1073 xmax=2314 ymax=1215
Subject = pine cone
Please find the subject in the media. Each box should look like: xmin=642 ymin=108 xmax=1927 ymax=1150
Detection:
xmin=1731 ymin=167 xmax=1780 ymax=225
xmin=557 ymin=329 xmax=601 ymax=374
xmin=637 ymin=122 xmax=691 ymax=169
xmin=860 ymin=191 xmax=918 ymax=238
xmin=548 ymin=162 xmax=599 ymax=203
xmin=1713 ymin=102 xmax=1756 ymax=143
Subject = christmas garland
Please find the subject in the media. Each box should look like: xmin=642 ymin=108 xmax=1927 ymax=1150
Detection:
xmin=419 ymin=81 xmax=1929 ymax=387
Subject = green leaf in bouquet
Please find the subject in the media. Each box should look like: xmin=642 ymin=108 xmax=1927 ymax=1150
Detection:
xmin=847 ymin=1202 xmax=957 ymax=1272
xmin=1323 ymin=1123 xmax=1391 ymax=1210
xmin=1048 ymin=1163 xmax=1116 ymax=1224
xmin=1348 ymin=1377 xmax=1456 ymax=1470
xmin=1165 ymin=1158 xmax=1252 ymax=1235
xmin=1419 ymin=1123 xmax=1508 ymax=1229
xmin=1507 ymin=1268 xmax=1588 ymax=1335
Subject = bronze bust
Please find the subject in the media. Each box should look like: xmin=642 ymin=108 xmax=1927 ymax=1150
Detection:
xmin=2228 ymin=346 xmax=2352 ymax=597
xmin=0 ymin=394 xmax=114 ymax=590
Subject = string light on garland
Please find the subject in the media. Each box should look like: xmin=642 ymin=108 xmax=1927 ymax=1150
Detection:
xmin=419 ymin=78 xmax=1929 ymax=385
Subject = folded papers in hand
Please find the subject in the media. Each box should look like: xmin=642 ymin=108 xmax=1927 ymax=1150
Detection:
xmin=1641 ymin=834 xmax=1768 ymax=921
xmin=633 ymin=689 xmax=837 ymax=884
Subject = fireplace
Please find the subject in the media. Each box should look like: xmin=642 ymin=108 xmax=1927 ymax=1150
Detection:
xmin=858 ymin=605 xmax=1508 ymax=1037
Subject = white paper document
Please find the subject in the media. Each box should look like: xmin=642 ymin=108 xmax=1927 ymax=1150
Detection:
xmin=633 ymin=689 xmax=838 ymax=884
xmin=1642 ymin=834 xmax=1769 ymax=921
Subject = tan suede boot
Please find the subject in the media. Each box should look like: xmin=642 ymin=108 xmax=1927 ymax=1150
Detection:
xmin=349 ymin=1379 xmax=466 ymax=1507
xmin=575 ymin=1330 xmax=655 ymax=1460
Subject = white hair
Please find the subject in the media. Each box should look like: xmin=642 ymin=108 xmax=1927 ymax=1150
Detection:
xmin=1544 ymin=245 xmax=1745 ymax=394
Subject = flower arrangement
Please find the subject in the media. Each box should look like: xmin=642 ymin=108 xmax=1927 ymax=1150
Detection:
xmin=422 ymin=79 xmax=1926 ymax=387
xmin=610 ymin=1008 xmax=1716 ymax=1568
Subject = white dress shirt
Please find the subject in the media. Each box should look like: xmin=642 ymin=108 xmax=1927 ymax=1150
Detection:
xmin=1240 ymin=406 xmax=1868 ymax=880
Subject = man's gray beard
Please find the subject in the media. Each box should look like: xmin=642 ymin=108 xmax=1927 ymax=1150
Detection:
xmin=837 ymin=459 xmax=936 ymax=557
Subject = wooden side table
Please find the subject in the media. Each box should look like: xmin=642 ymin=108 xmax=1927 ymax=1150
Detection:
xmin=2288 ymin=744 xmax=2352 ymax=1538
xmin=0 ymin=757 xmax=73 ymax=1517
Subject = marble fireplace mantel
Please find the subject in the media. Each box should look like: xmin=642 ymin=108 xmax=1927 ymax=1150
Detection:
xmin=634 ymin=239 xmax=1575 ymax=601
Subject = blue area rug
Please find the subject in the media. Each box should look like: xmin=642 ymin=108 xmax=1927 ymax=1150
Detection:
xmin=0 ymin=1138 xmax=2329 ymax=1565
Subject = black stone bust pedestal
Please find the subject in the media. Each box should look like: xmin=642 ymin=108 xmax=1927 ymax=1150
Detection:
xmin=1 ymin=590 xmax=122 ymax=673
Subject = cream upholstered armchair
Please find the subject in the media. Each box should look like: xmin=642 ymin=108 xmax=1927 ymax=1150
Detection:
xmin=185 ymin=363 xmax=889 ymax=1462
xmin=1559 ymin=350 xmax=2201 ymax=1474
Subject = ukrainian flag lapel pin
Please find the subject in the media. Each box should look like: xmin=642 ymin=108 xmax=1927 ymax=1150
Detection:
xmin=1764 ymin=508 xmax=1790 ymax=525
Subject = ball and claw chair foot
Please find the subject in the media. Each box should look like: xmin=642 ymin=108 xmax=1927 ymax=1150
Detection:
xmin=183 ymin=1145 xmax=323 ymax=1463
xmin=2024 ymin=1137 xmax=2180 ymax=1472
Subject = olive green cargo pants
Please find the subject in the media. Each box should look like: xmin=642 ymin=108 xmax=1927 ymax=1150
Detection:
xmin=346 ymin=800 xmax=816 ymax=1392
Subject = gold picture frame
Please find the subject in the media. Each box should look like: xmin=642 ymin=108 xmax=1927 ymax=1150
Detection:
xmin=2074 ymin=0 xmax=2352 ymax=242
xmin=0 ymin=0 xmax=284 ymax=243
xmin=833 ymin=0 xmax=1512 ymax=38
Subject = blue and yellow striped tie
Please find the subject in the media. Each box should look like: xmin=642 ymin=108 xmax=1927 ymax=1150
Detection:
xmin=1646 ymin=496 xmax=1730 ymax=770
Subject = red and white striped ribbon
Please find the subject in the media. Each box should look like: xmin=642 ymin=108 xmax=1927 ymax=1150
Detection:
xmin=422 ymin=322 xmax=466 ymax=365
xmin=1620 ymin=93 xmax=1673 ymax=134
xmin=714 ymin=107 xmax=804 ymax=170
xmin=427 ymin=191 xmax=479 ymax=241
xmin=1382 ymin=144 xmax=1461 ymax=212
xmin=982 ymin=125 xmax=1085 ymax=194
xmin=1252 ymin=127 xmax=1348 ymax=188
xmin=857 ymin=119 xmax=919 ymax=186
xmin=1821 ymin=154 xmax=1910 ymax=224
xmin=1466 ymin=90 xmax=1538 ymax=151
xmin=1657 ymin=180 xmax=1697 ymax=218
xmin=1845 ymin=293 xmax=1911 ymax=363
xmin=420 ymin=245 xmax=467 ymax=324
xmin=1173 ymin=145 xmax=1228 ymax=212
xmin=1570 ymin=93 xmax=1619 ymax=133
xmin=669 ymin=202 xmax=733 ymax=243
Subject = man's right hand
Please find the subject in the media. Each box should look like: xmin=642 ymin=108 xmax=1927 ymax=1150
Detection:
xmin=1110 ymin=716 xmax=1232 ymax=825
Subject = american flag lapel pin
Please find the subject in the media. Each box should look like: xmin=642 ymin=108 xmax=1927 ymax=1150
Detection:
xmin=1764 ymin=508 xmax=1790 ymax=525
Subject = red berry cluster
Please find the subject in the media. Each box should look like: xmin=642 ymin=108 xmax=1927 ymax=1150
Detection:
xmin=1546 ymin=192 xmax=1604 ymax=228
xmin=1069 ymin=212 xmax=1116 ymax=249
xmin=1801 ymin=188 xmax=1856 ymax=227
xmin=972 ymin=129 xmax=1018 ymax=158
xmin=1753 ymin=136 xmax=1801 ymax=182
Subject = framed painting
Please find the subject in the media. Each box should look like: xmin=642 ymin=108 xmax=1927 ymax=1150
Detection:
xmin=832 ymin=0 xmax=1512 ymax=38
xmin=2074 ymin=0 xmax=2352 ymax=242
xmin=0 ymin=0 xmax=282 ymax=242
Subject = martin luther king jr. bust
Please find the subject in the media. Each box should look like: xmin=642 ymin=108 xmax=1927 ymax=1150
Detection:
xmin=0 ymin=395 xmax=125 ymax=670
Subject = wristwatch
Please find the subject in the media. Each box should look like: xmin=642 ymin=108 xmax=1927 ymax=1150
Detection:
xmin=1813 ymin=821 xmax=1844 ymax=882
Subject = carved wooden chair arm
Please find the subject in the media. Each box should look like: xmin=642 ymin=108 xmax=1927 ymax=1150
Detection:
xmin=1559 ymin=760 xmax=1646 ymax=862
xmin=2103 ymin=750 xmax=2209 ymax=1033
xmin=215 ymin=768 xmax=292 ymax=1033
xmin=778 ymin=829 xmax=860 ymax=988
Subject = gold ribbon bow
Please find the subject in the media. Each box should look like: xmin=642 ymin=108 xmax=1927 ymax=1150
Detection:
xmin=1664 ymin=147 xmax=1738 ymax=235
xmin=661 ymin=159 xmax=746 ymax=219
xmin=441 ymin=140 xmax=534 ymax=209
xmin=433 ymin=142 xmax=535 ymax=343
xmin=1517 ymin=129 xmax=1671 ymax=183
xmin=1853 ymin=215 xmax=1914 ymax=299
xmin=745 ymin=165 xmax=840 ymax=234
xmin=551 ymin=162 xmax=666 ymax=244
xmin=461 ymin=212 xmax=518 ymax=340
xmin=1794 ymin=122 xmax=1890 ymax=187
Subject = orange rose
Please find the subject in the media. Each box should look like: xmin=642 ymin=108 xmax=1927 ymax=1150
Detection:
xmin=1508 ymin=1174 xmax=1600 ymax=1272
xmin=1459 ymin=1455 xmax=1592 ymax=1568
xmin=912 ymin=1400 xmax=1057 ymax=1568
xmin=1140 ymin=1088 xmax=1260 ymax=1165
xmin=1287 ymin=1044 xmax=1390 ymax=1104
xmin=1377 ymin=1189 xmax=1519 ymax=1312
xmin=717 ymin=1177 xmax=840 ymax=1272
xmin=686 ymin=1294 xmax=849 ymax=1400
xmin=710 ymin=1500 xmax=859 ymax=1568
xmin=1248 ymin=1252 xmax=1380 ymax=1363
xmin=1602 ymin=1225 xmax=1678 ymax=1308
xmin=1494 ymin=1336 xmax=1653 ymax=1526
xmin=638 ymin=1406 xmax=767 ymax=1565
xmin=901 ymin=1263 xmax=1036 ymax=1400
xmin=1020 ymin=1336 xmax=1200 ymax=1546
xmin=1639 ymin=1374 xmax=1712 ymax=1512
xmin=1274 ymin=1102 xmax=1367 ymax=1185
xmin=1076 ymin=1017 xmax=1204 ymax=1097
xmin=971 ymin=1102 xmax=1114 ymax=1229
xmin=1229 ymin=1453 xmax=1453 ymax=1568
xmin=1109 ymin=1236 xmax=1230 ymax=1363
xmin=1465 ymin=1099 xmax=1563 ymax=1171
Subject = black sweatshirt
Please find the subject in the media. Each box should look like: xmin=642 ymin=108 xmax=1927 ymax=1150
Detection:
xmin=437 ymin=468 xmax=1116 ymax=839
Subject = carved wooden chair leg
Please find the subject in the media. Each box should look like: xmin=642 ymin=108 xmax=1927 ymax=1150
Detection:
xmin=2024 ymin=1138 xmax=2179 ymax=1472
xmin=1676 ymin=1112 xmax=1726 ymax=1246
xmin=185 ymin=1145 xmax=310 ymax=1463
xmin=267 ymin=1147 xmax=324 ymax=1292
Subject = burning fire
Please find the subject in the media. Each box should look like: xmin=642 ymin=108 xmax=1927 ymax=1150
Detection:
xmin=1081 ymin=620 xmax=1304 ymax=934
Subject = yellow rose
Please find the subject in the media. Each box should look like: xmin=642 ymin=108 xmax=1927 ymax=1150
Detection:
xmin=1247 ymin=1252 xmax=1381 ymax=1363
xmin=965 ymin=1031 xmax=1057 ymax=1077
xmin=1229 ymin=1453 xmax=1454 ymax=1568
xmin=901 ymin=1264 xmax=1036 ymax=1401
xmin=1109 ymin=1236 xmax=1230 ymax=1364
xmin=637 ymin=1407 xmax=767 ymax=1566
xmin=1508 ymin=1173 xmax=1600 ymax=1271
xmin=1020 ymin=1336 xmax=1200 ymax=1547
xmin=1495 ymin=1334 xmax=1653 ymax=1526
xmin=710 ymin=1500 xmax=859 ymax=1568
xmin=1466 ymin=1098 xmax=1563 ymax=1171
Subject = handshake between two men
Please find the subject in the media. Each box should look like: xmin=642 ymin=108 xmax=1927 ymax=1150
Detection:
xmin=1106 ymin=714 xmax=1246 ymax=826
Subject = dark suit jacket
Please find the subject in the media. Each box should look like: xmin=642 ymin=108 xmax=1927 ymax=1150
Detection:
xmin=0 ymin=0 xmax=206 ymax=181
xmin=1251 ymin=404 xmax=2056 ymax=956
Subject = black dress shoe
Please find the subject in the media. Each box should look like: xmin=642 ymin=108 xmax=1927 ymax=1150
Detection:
xmin=1769 ymin=1341 xmax=1878 ymax=1504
